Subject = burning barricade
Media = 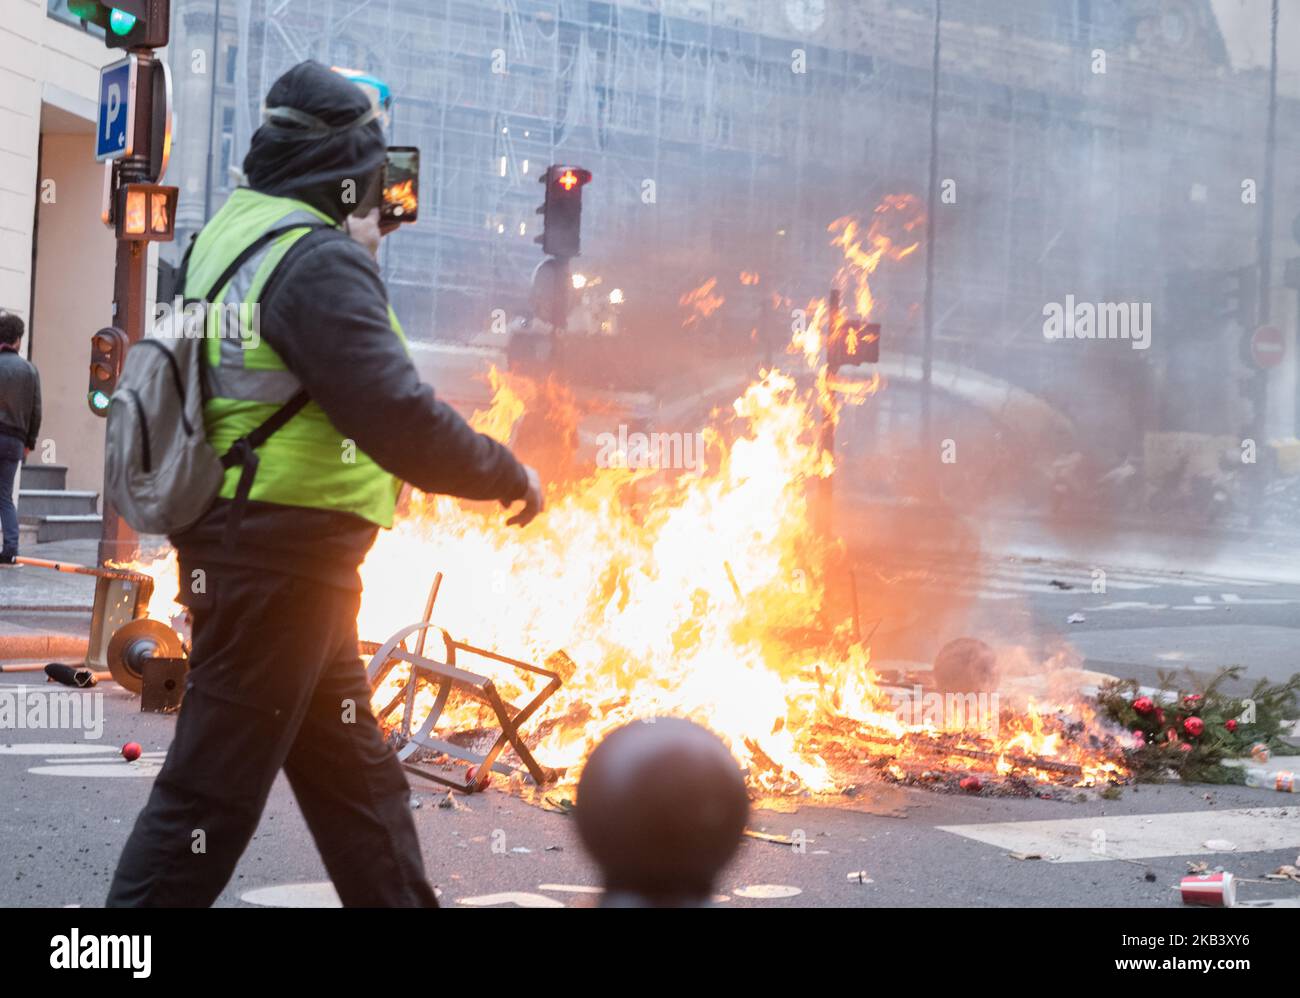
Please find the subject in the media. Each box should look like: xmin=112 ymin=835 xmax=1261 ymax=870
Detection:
xmin=118 ymin=193 xmax=1129 ymax=800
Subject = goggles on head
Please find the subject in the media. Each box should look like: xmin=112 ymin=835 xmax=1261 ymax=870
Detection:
xmin=261 ymin=66 xmax=393 ymax=136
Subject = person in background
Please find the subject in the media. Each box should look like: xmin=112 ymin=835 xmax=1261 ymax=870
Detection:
xmin=0 ymin=310 xmax=40 ymax=566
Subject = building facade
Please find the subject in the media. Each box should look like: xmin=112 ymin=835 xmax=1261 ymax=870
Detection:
xmin=158 ymin=0 xmax=1298 ymax=442
xmin=5 ymin=0 xmax=1299 ymax=500
xmin=1 ymin=0 xmax=123 ymax=498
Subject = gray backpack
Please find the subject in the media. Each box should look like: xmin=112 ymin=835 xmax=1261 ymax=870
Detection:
xmin=105 ymin=222 xmax=331 ymax=540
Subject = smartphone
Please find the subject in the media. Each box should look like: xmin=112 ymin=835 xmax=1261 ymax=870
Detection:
xmin=381 ymin=146 xmax=420 ymax=224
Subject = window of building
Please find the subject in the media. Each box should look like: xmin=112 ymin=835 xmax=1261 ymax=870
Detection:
xmin=218 ymin=106 xmax=236 ymax=188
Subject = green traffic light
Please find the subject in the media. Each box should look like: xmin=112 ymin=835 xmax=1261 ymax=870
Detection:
xmin=108 ymin=8 xmax=137 ymax=35
xmin=88 ymin=389 xmax=112 ymax=416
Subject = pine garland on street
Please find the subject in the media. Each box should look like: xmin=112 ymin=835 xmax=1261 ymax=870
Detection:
xmin=1097 ymin=667 xmax=1300 ymax=783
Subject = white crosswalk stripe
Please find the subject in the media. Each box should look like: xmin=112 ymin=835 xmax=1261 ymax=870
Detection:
xmin=866 ymin=559 xmax=1277 ymax=604
xmin=937 ymin=807 xmax=1300 ymax=863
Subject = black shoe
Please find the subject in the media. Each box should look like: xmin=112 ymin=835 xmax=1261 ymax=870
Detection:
xmin=0 ymin=552 xmax=16 ymax=565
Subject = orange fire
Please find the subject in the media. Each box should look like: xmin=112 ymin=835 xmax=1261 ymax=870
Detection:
xmin=126 ymin=193 xmax=1126 ymax=795
xmin=678 ymin=277 xmax=725 ymax=327
xmin=384 ymin=179 xmax=417 ymax=217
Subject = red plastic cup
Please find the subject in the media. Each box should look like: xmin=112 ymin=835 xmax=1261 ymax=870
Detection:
xmin=1180 ymin=872 xmax=1236 ymax=907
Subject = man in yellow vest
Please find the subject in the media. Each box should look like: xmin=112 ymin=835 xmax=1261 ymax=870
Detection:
xmin=107 ymin=62 xmax=541 ymax=907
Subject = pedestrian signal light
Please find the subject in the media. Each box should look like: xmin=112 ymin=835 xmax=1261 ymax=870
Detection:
xmin=116 ymin=183 xmax=177 ymax=241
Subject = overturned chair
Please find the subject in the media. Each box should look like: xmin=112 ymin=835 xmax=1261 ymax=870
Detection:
xmin=364 ymin=573 xmax=564 ymax=793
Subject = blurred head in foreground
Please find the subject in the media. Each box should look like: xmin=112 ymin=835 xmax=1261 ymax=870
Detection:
xmin=576 ymin=718 xmax=749 ymax=907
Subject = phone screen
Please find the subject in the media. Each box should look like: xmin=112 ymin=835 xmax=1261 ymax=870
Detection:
xmin=382 ymin=147 xmax=419 ymax=224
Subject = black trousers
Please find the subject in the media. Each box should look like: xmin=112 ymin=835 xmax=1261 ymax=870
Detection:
xmin=107 ymin=563 xmax=438 ymax=907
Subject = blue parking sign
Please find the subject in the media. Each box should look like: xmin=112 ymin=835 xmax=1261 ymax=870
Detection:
xmin=96 ymin=57 xmax=136 ymax=162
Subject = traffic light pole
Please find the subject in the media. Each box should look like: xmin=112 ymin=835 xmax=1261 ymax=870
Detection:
xmin=97 ymin=49 xmax=159 ymax=566
xmin=98 ymin=230 xmax=150 ymax=565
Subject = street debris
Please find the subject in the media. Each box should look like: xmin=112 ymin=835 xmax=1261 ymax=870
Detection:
xmin=846 ymin=870 xmax=873 ymax=884
xmin=1264 ymin=864 xmax=1300 ymax=883
xmin=932 ymin=637 xmax=998 ymax=694
xmin=1049 ymin=579 xmax=1073 ymax=590
xmin=1244 ymin=767 xmax=1295 ymax=792
xmin=1180 ymin=871 xmax=1236 ymax=907
xmin=437 ymin=791 xmax=470 ymax=812
xmin=1202 ymin=838 xmax=1236 ymax=851
xmin=43 ymin=664 xmax=98 ymax=688
xmin=1066 ymin=613 xmax=1086 ymax=624
xmin=366 ymin=572 xmax=564 ymax=793
xmin=743 ymin=829 xmax=797 ymax=846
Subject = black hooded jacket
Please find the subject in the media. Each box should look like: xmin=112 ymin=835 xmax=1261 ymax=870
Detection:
xmin=173 ymin=61 xmax=529 ymax=591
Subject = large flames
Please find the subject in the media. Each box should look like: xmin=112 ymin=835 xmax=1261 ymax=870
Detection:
xmin=130 ymin=193 xmax=1126 ymax=796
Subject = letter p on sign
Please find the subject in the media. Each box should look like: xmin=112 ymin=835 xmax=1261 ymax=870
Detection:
xmin=96 ymin=57 xmax=135 ymax=161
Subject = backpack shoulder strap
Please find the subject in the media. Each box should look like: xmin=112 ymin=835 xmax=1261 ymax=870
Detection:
xmin=206 ymin=220 xmax=339 ymax=547
xmin=199 ymin=221 xmax=332 ymax=304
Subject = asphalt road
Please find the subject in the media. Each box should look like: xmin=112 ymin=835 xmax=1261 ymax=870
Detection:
xmin=3 ymin=542 xmax=1299 ymax=909
xmin=1 ymin=682 xmax=1296 ymax=909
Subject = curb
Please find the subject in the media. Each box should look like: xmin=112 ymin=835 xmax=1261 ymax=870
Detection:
xmin=0 ymin=633 xmax=89 ymax=661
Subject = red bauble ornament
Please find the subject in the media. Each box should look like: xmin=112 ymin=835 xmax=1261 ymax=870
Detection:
xmin=1179 ymin=743 xmax=1193 ymax=753
xmin=1183 ymin=694 xmax=1203 ymax=706
xmin=1133 ymin=696 xmax=1154 ymax=715
xmin=959 ymin=775 xmax=982 ymax=792
xmin=121 ymin=742 xmax=142 ymax=762
xmin=1183 ymin=716 xmax=1204 ymax=737
xmin=1225 ymin=719 xmax=1238 ymax=732
xmin=465 ymin=766 xmax=491 ymax=791
xmin=1155 ymin=708 xmax=1166 ymax=725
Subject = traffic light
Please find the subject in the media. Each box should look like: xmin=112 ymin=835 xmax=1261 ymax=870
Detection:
xmin=68 ymin=1 xmax=170 ymax=50
xmin=88 ymin=327 xmax=129 ymax=416
xmin=535 ymin=165 xmax=592 ymax=258
xmin=828 ymin=321 xmax=880 ymax=372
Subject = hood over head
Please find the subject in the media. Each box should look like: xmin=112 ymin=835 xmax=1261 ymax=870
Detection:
xmin=243 ymin=60 xmax=387 ymax=222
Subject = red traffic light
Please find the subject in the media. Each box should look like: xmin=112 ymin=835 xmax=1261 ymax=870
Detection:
xmin=549 ymin=166 xmax=591 ymax=193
